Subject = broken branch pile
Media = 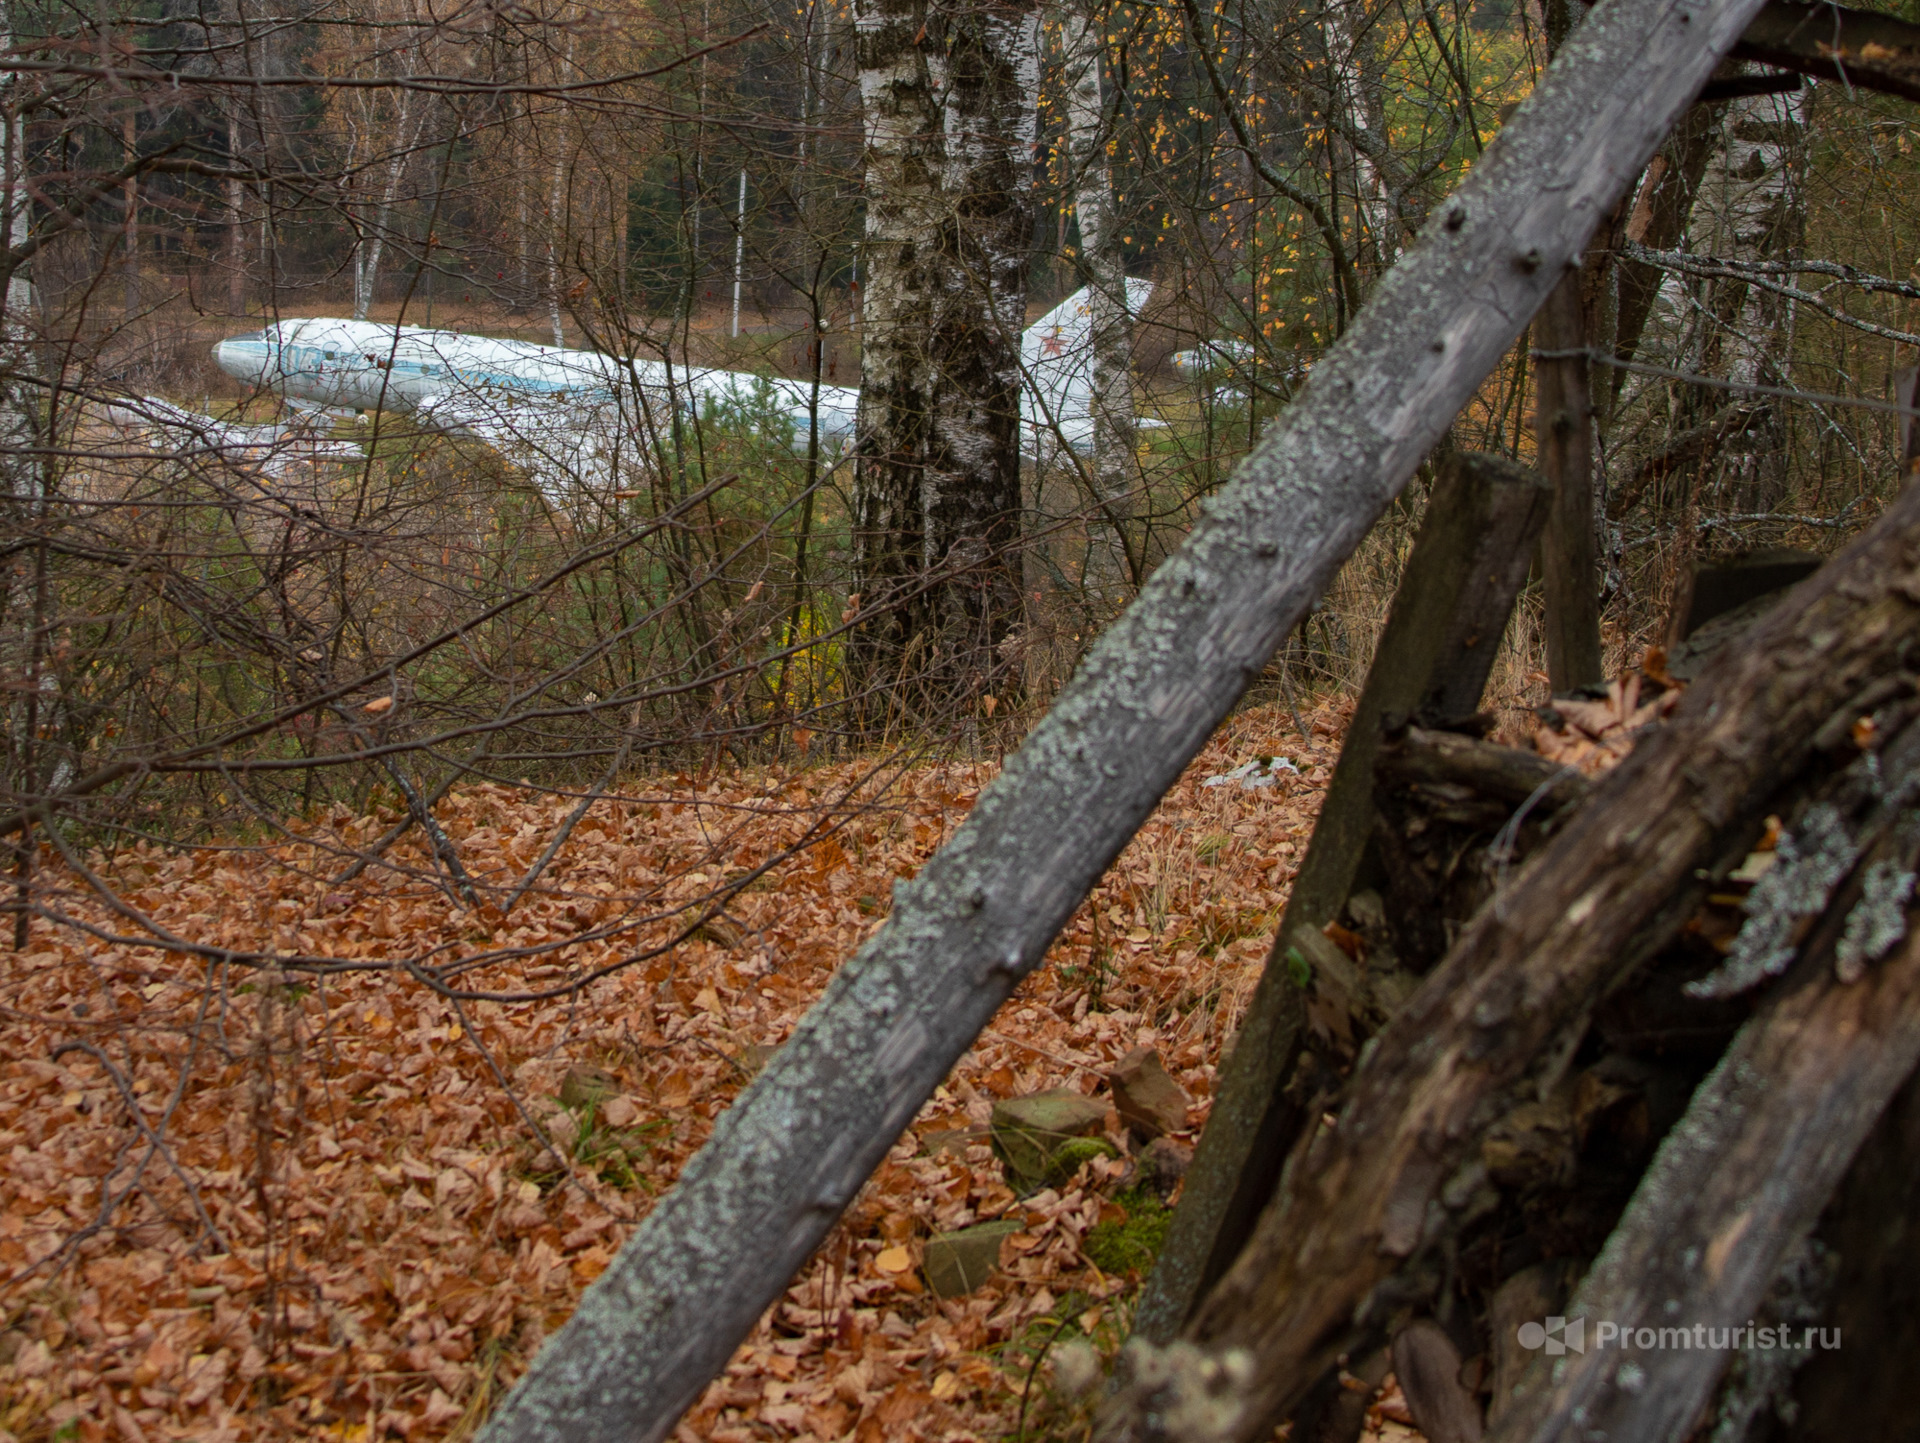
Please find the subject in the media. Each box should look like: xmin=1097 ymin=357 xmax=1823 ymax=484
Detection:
xmin=1100 ymin=482 xmax=1920 ymax=1443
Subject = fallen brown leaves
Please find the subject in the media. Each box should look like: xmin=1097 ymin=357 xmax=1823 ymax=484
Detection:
xmin=0 ymin=701 xmax=1352 ymax=1443
xmin=1531 ymin=663 xmax=1683 ymax=775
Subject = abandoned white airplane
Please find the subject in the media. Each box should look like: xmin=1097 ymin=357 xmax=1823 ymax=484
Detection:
xmin=210 ymin=281 xmax=1154 ymax=492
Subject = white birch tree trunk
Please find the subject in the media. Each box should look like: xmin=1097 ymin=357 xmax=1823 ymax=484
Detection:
xmin=0 ymin=0 xmax=36 ymax=516
xmin=0 ymin=0 xmax=54 ymax=817
xmin=847 ymin=0 xmax=1041 ymax=719
xmin=1060 ymin=2 xmax=1137 ymax=610
xmin=515 ymin=127 xmax=530 ymax=295
xmin=1682 ymin=83 xmax=1806 ymax=511
xmin=352 ymin=92 xmax=417 ymax=321
xmin=121 ymin=113 xmax=138 ymax=322
xmin=1322 ymin=0 xmax=1395 ymax=271
xmin=548 ymin=149 xmax=567 ymax=346
xmin=225 ymin=112 xmax=247 ymax=316
xmin=547 ymin=37 xmax=576 ymax=348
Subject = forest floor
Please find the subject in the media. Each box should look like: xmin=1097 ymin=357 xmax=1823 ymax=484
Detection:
xmin=0 ymin=696 xmax=1431 ymax=1443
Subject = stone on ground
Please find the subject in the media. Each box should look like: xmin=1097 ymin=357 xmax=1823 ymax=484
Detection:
xmin=1138 ymin=1135 xmax=1195 ymax=1199
xmin=1107 ymin=1048 xmax=1192 ymax=1141
xmin=990 ymin=1089 xmax=1112 ymax=1189
xmin=924 ymin=1219 xmax=1023 ymax=1298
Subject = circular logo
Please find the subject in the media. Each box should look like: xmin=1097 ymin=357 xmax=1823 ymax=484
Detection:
xmin=1517 ymin=1321 xmax=1548 ymax=1351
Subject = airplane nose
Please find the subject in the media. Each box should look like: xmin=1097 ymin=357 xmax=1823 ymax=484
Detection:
xmin=215 ymin=337 xmax=268 ymax=386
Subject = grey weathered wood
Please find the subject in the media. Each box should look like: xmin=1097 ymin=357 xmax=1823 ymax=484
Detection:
xmin=1489 ymin=832 xmax=1920 ymax=1441
xmin=1097 ymin=482 xmax=1920 ymax=1443
xmin=1376 ymin=724 xmax=1590 ymax=811
xmin=1393 ymin=1320 xmax=1484 ymax=1443
xmin=475 ymin=0 xmax=1769 ymax=1434
xmin=1773 ymin=1068 xmax=1920 ymax=1439
xmin=1732 ymin=0 xmax=1920 ymax=105
xmin=1133 ymin=452 xmax=1549 ymax=1343
xmin=1535 ymin=271 xmax=1606 ymax=692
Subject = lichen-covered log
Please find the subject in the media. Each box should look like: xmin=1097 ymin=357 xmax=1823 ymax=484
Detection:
xmin=475 ymin=0 xmax=1768 ymax=1432
xmin=1098 ymin=480 xmax=1920 ymax=1443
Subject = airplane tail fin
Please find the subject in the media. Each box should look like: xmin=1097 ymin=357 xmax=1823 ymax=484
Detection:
xmin=1019 ymin=278 xmax=1154 ymax=447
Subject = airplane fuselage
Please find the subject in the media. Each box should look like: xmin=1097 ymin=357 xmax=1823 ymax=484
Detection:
xmin=212 ymin=282 xmax=1155 ymax=465
xmin=214 ymin=318 xmax=861 ymax=440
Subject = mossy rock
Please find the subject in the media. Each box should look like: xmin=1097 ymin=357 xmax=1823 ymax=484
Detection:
xmin=1085 ymin=1188 xmax=1174 ymax=1277
xmin=990 ymin=1090 xmax=1113 ymax=1191
xmin=1052 ymin=1135 xmax=1120 ymax=1182
xmin=925 ymin=1219 xmax=1023 ymax=1298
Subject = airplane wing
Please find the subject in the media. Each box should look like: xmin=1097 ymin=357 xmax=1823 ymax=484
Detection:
xmin=420 ymin=365 xmax=857 ymax=498
xmin=102 ymin=395 xmax=362 ymax=479
xmin=417 ymin=389 xmax=633 ymax=497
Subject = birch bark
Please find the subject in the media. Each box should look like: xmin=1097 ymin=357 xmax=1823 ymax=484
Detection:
xmin=0 ymin=0 xmax=46 ymax=896
xmin=352 ymin=90 xmax=419 ymax=321
xmin=0 ymin=1 xmax=33 ymax=502
xmin=1060 ymin=2 xmax=1137 ymax=607
xmin=1683 ymin=81 xmax=1806 ymax=511
xmin=121 ymin=112 xmax=137 ymax=321
xmin=846 ymin=0 xmax=1041 ymax=720
xmin=1623 ymin=74 xmax=1806 ymax=516
xmin=1322 ymin=0 xmax=1397 ymax=271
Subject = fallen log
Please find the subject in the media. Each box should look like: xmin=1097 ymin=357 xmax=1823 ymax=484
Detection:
xmin=474 ymin=0 xmax=1771 ymax=1430
xmin=1489 ymin=727 xmax=1920 ymax=1440
xmin=1096 ymin=478 xmax=1920 ymax=1443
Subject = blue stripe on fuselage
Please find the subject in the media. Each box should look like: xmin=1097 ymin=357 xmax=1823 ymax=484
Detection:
xmin=257 ymin=341 xmax=601 ymax=404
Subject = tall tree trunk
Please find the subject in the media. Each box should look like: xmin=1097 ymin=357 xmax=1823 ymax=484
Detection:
xmin=0 ymin=0 xmax=35 ymax=506
xmin=1322 ymin=0 xmax=1395 ymax=272
xmin=1683 ymin=80 xmax=1806 ymax=513
xmin=548 ymin=37 xmax=575 ymax=348
xmin=847 ymin=0 xmax=1041 ymax=723
xmin=515 ymin=127 xmax=530 ymax=296
xmin=225 ymin=112 xmax=246 ymax=317
xmin=548 ymin=149 xmax=567 ymax=346
xmin=121 ymin=112 xmax=137 ymax=322
xmin=1060 ymin=2 xmax=1137 ymax=611
xmin=1536 ymin=1 xmax=1605 ymax=690
xmin=0 ymin=0 xmax=46 ymax=937
xmin=353 ymin=92 xmax=416 ymax=322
